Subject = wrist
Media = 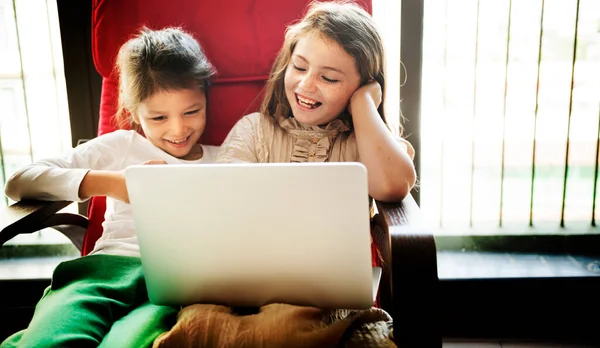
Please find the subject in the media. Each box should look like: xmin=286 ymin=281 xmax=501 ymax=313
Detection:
xmin=349 ymin=94 xmax=376 ymax=118
xmin=79 ymin=170 xmax=120 ymax=199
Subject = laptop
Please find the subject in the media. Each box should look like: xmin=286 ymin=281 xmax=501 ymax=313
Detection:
xmin=125 ymin=162 xmax=378 ymax=309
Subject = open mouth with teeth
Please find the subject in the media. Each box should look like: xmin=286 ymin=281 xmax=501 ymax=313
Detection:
xmin=296 ymin=93 xmax=322 ymax=109
xmin=165 ymin=135 xmax=191 ymax=148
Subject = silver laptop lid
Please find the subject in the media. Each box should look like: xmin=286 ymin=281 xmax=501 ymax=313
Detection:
xmin=126 ymin=162 xmax=374 ymax=309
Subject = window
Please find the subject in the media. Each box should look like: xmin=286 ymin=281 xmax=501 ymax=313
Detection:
xmin=419 ymin=0 xmax=600 ymax=241
xmin=0 ymin=0 xmax=76 ymax=248
xmin=372 ymin=0 xmax=401 ymax=138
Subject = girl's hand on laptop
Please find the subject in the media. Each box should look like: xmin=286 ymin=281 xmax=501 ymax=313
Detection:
xmin=114 ymin=161 xmax=167 ymax=203
xmin=109 ymin=170 xmax=130 ymax=204
xmin=81 ymin=161 xmax=167 ymax=204
xmin=115 ymin=180 xmax=130 ymax=203
xmin=79 ymin=170 xmax=130 ymax=203
xmin=112 ymin=160 xmax=167 ymax=203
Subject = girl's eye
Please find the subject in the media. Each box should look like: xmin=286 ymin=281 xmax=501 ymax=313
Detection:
xmin=184 ymin=109 xmax=200 ymax=116
xmin=322 ymin=76 xmax=339 ymax=83
xmin=152 ymin=116 xmax=166 ymax=121
xmin=292 ymin=64 xmax=306 ymax=72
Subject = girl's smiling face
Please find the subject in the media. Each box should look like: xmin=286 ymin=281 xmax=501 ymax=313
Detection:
xmin=284 ymin=31 xmax=361 ymax=126
xmin=135 ymin=88 xmax=206 ymax=160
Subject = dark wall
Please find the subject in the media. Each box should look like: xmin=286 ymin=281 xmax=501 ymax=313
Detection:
xmin=56 ymin=0 xmax=102 ymax=216
xmin=57 ymin=0 xmax=102 ymax=145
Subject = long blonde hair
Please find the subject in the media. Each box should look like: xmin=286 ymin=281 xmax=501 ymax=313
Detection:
xmin=260 ymin=0 xmax=389 ymax=130
xmin=114 ymin=27 xmax=216 ymax=130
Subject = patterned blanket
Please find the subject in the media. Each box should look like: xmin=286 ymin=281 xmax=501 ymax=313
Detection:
xmin=153 ymin=303 xmax=396 ymax=348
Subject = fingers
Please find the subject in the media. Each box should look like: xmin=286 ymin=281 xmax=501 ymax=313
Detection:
xmin=362 ymin=79 xmax=380 ymax=90
xmin=143 ymin=160 xmax=168 ymax=165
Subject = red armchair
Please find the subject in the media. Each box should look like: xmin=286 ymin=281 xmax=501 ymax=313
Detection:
xmin=0 ymin=1 xmax=439 ymax=345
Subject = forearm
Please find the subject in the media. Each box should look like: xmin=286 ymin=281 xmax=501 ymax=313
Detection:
xmin=4 ymin=132 xmax=128 ymax=202
xmin=352 ymin=98 xmax=416 ymax=202
xmin=4 ymin=163 xmax=89 ymax=202
xmin=78 ymin=170 xmax=123 ymax=200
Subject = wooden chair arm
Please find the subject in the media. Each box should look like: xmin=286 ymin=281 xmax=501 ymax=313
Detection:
xmin=371 ymin=194 xmax=440 ymax=347
xmin=1 ymin=200 xmax=88 ymax=250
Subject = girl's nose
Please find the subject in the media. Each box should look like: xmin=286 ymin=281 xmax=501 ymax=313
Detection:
xmin=170 ymin=115 xmax=187 ymax=134
xmin=298 ymin=73 xmax=318 ymax=92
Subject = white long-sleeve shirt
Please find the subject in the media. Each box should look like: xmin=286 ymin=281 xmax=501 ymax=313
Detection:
xmin=4 ymin=129 xmax=219 ymax=257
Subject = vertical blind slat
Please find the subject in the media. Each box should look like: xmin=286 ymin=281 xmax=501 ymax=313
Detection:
xmin=593 ymin=105 xmax=600 ymax=227
xmin=0 ymin=119 xmax=6 ymax=206
xmin=560 ymin=0 xmax=581 ymax=228
xmin=529 ymin=0 xmax=546 ymax=227
xmin=499 ymin=0 xmax=514 ymax=227
xmin=12 ymin=0 xmax=34 ymax=164
xmin=468 ymin=0 xmax=482 ymax=228
xmin=439 ymin=0 xmax=451 ymax=229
